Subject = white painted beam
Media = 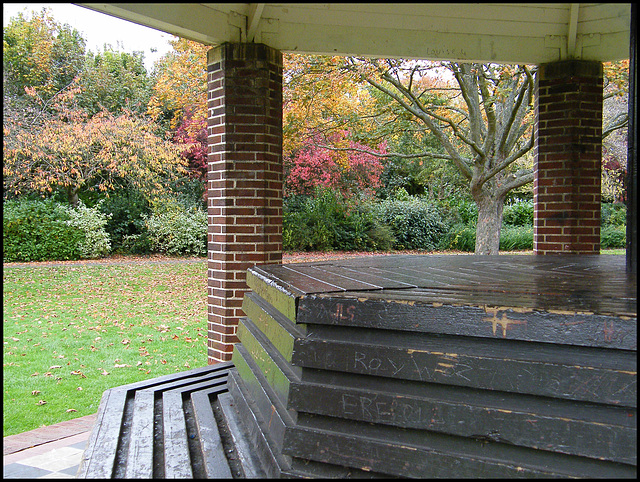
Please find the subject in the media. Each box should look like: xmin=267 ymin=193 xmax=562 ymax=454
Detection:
xmin=567 ymin=3 xmax=580 ymax=59
xmin=247 ymin=4 xmax=265 ymax=43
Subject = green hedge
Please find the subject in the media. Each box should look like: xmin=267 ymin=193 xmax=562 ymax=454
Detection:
xmin=3 ymin=199 xmax=85 ymax=262
xmin=66 ymin=201 xmax=112 ymax=258
xmin=601 ymin=225 xmax=626 ymax=249
xmin=503 ymin=200 xmax=534 ymax=226
xmin=601 ymin=203 xmax=627 ymax=227
xmin=373 ymin=198 xmax=450 ymax=251
xmin=445 ymin=225 xmax=534 ymax=252
xmin=3 ymin=199 xmax=112 ymax=262
xmin=100 ymin=191 xmax=150 ymax=253
xmin=283 ymin=189 xmax=395 ymax=252
xmin=142 ymin=198 xmax=207 ymax=256
xmin=447 ymin=224 xmax=626 ymax=251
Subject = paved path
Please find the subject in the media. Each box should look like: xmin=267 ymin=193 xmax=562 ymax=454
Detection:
xmin=3 ymin=414 xmax=96 ymax=478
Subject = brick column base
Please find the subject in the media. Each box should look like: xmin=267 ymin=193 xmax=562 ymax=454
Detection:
xmin=207 ymin=43 xmax=283 ymax=363
xmin=534 ymin=60 xmax=603 ymax=254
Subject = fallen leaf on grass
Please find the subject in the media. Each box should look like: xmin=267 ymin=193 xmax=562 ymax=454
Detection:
xmin=77 ymin=387 xmax=83 ymax=391
xmin=114 ymin=363 xmax=131 ymax=368
xmin=31 ymin=390 xmax=41 ymax=396
xmin=71 ymin=370 xmax=86 ymax=378
xmin=49 ymin=365 xmax=62 ymax=370
xmin=36 ymin=400 xmax=47 ymax=405
xmin=100 ymin=369 xmax=110 ymax=375
xmin=66 ymin=409 xmax=77 ymax=413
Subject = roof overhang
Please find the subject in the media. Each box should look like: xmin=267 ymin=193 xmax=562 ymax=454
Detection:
xmin=76 ymin=3 xmax=631 ymax=64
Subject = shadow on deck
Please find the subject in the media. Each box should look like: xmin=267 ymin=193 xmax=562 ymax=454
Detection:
xmin=79 ymin=254 xmax=637 ymax=478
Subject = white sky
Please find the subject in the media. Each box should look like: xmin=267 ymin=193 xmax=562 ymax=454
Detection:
xmin=3 ymin=3 xmax=176 ymax=71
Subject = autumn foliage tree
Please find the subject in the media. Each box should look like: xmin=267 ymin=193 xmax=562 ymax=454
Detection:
xmin=285 ymin=130 xmax=386 ymax=197
xmin=283 ymin=54 xmax=390 ymax=200
xmin=334 ymin=59 xmax=537 ymax=255
xmin=601 ymin=60 xmax=630 ymax=203
xmin=147 ymin=38 xmax=209 ymax=186
xmin=284 ymin=54 xmax=376 ymax=156
xmin=4 ymin=87 xmax=186 ymax=206
xmin=148 ymin=38 xmax=208 ymax=132
xmin=3 ymin=8 xmax=86 ymax=100
xmin=172 ymin=108 xmax=208 ymax=181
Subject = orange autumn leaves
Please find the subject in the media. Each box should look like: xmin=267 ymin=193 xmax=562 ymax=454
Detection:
xmin=4 ymin=95 xmax=187 ymax=204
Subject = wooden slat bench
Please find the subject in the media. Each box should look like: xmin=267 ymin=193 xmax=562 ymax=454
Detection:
xmin=77 ymin=362 xmax=266 ymax=479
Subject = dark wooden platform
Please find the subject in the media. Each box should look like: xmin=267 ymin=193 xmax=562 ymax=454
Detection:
xmin=234 ymin=254 xmax=637 ymax=478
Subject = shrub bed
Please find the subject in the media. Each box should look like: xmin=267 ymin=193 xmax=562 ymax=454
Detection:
xmin=3 ymin=199 xmax=85 ymax=262
xmin=373 ymin=197 xmax=449 ymax=251
xmin=143 ymin=198 xmax=207 ymax=256
xmin=283 ymin=189 xmax=394 ymax=252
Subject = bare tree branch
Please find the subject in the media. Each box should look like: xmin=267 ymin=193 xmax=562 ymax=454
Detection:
xmin=603 ymin=112 xmax=629 ymax=139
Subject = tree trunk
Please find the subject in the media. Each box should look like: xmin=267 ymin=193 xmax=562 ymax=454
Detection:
xmin=474 ymin=194 xmax=505 ymax=255
xmin=67 ymin=186 xmax=80 ymax=207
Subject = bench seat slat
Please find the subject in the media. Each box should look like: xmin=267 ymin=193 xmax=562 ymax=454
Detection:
xmin=162 ymin=391 xmax=193 ymax=478
xmin=191 ymin=391 xmax=233 ymax=478
xmin=124 ymin=391 xmax=155 ymax=478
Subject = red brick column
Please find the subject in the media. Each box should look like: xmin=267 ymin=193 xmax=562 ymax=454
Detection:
xmin=207 ymin=43 xmax=283 ymax=363
xmin=534 ymin=60 xmax=603 ymax=254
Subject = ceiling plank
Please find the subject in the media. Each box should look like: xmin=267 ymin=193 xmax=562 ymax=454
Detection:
xmin=75 ymin=3 xmax=631 ymax=64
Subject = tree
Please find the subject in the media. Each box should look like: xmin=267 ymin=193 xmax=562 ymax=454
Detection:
xmin=4 ymin=88 xmax=187 ymax=206
xmin=147 ymin=38 xmax=208 ymax=133
xmin=3 ymin=8 xmax=86 ymax=100
xmin=601 ymin=60 xmax=630 ymax=203
xmin=172 ymin=109 xmax=208 ymax=182
xmin=362 ymin=83 xmax=468 ymax=200
xmin=338 ymin=59 xmax=536 ymax=255
xmin=284 ymin=130 xmax=385 ymax=197
xmin=147 ymin=38 xmax=209 ymax=189
xmin=284 ymin=54 xmax=377 ymax=159
xmin=77 ymin=46 xmax=152 ymax=116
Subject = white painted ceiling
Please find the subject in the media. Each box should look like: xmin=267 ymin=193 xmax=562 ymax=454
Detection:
xmin=76 ymin=3 xmax=631 ymax=64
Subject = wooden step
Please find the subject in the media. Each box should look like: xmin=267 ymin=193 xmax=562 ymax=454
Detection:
xmin=77 ymin=363 xmax=252 ymax=479
xmin=291 ymin=323 xmax=637 ymax=406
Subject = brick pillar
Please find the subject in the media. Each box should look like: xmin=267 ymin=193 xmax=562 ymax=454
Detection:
xmin=207 ymin=43 xmax=283 ymax=363
xmin=534 ymin=60 xmax=603 ymax=254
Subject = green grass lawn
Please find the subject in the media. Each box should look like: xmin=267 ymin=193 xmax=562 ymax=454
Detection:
xmin=3 ymin=261 xmax=209 ymax=437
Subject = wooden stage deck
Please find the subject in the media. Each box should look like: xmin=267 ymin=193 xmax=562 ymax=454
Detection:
xmin=234 ymin=254 xmax=637 ymax=478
